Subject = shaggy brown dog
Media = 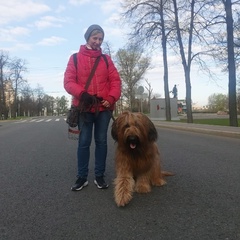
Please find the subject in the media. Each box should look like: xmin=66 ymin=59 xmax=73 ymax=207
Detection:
xmin=111 ymin=111 xmax=173 ymax=207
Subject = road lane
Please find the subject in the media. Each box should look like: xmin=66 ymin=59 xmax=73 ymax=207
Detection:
xmin=0 ymin=117 xmax=239 ymax=240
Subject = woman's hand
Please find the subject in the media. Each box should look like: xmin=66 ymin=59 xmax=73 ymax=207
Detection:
xmin=101 ymin=100 xmax=110 ymax=108
xmin=80 ymin=92 xmax=93 ymax=104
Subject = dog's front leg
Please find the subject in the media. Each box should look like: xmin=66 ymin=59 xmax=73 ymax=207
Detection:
xmin=135 ymin=174 xmax=151 ymax=193
xmin=114 ymin=174 xmax=135 ymax=207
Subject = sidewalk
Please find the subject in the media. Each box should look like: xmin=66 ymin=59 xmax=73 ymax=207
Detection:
xmin=151 ymin=120 xmax=240 ymax=139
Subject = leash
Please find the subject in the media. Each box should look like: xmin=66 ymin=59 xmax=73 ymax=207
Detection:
xmin=110 ymin=111 xmax=116 ymax=121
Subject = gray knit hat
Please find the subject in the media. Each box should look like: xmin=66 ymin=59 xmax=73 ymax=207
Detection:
xmin=84 ymin=24 xmax=104 ymax=41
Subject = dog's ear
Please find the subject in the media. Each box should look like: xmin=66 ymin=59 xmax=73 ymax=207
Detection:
xmin=111 ymin=120 xmax=118 ymax=141
xmin=148 ymin=119 xmax=158 ymax=142
xmin=139 ymin=113 xmax=158 ymax=142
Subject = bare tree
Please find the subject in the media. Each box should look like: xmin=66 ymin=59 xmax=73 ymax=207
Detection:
xmin=201 ymin=0 xmax=239 ymax=126
xmin=21 ymin=84 xmax=36 ymax=117
xmin=121 ymin=0 xmax=215 ymax=122
xmin=0 ymin=49 xmax=70 ymax=118
xmin=9 ymin=58 xmax=27 ymax=117
xmin=145 ymin=78 xmax=153 ymax=112
xmin=41 ymin=95 xmax=55 ymax=116
xmin=102 ymin=41 xmax=114 ymax=57
xmin=171 ymin=0 xmax=199 ymax=123
xmin=0 ymin=50 xmax=10 ymax=119
xmin=115 ymin=43 xmax=151 ymax=111
xmin=208 ymin=93 xmax=228 ymax=112
xmin=34 ymin=84 xmax=45 ymax=116
xmin=121 ymin=0 xmax=172 ymax=120
xmin=55 ymin=95 xmax=69 ymax=115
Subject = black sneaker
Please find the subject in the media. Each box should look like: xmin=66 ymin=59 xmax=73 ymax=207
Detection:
xmin=94 ymin=176 xmax=109 ymax=189
xmin=71 ymin=177 xmax=88 ymax=191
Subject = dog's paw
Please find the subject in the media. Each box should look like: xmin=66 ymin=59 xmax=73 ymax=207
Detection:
xmin=152 ymin=178 xmax=167 ymax=186
xmin=135 ymin=184 xmax=151 ymax=193
xmin=115 ymin=193 xmax=133 ymax=207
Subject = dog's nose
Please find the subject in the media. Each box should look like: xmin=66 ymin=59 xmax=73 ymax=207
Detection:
xmin=128 ymin=136 xmax=136 ymax=142
xmin=126 ymin=135 xmax=139 ymax=149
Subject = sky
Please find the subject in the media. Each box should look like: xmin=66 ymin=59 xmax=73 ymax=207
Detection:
xmin=0 ymin=0 xmax=229 ymax=107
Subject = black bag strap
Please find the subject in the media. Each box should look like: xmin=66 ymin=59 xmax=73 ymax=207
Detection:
xmin=73 ymin=53 xmax=105 ymax=91
xmin=73 ymin=53 xmax=108 ymax=70
xmin=73 ymin=53 xmax=78 ymax=69
xmin=84 ymin=56 xmax=101 ymax=90
xmin=101 ymin=54 xmax=109 ymax=69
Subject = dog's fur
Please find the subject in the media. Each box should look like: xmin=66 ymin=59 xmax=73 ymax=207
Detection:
xmin=111 ymin=111 xmax=173 ymax=207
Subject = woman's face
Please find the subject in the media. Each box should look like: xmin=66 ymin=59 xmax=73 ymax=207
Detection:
xmin=87 ymin=32 xmax=103 ymax=50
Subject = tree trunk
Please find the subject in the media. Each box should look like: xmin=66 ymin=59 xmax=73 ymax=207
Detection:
xmin=225 ymin=0 xmax=238 ymax=126
xmin=0 ymin=66 xmax=7 ymax=119
xmin=173 ymin=0 xmax=193 ymax=123
xmin=185 ymin=70 xmax=193 ymax=123
xmin=161 ymin=3 xmax=171 ymax=121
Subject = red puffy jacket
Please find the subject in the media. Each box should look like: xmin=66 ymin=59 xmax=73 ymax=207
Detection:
xmin=64 ymin=45 xmax=121 ymax=112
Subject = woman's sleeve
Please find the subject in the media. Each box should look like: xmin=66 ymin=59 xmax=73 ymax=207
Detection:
xmin=63 ymin=55 xmax=85 ymax=99
xmin=106 ymin=56 xmax=121 ymax=104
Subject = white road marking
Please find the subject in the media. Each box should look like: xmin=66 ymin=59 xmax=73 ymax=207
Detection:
xmin=11 ymin=118 xmax=65 ymax=123
xmin=36 ymin=119 xmax=44 ymax=122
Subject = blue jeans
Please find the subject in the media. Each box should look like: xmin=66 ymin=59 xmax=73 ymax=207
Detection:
xmin=77 ymin=111 xmax=112 ymax=179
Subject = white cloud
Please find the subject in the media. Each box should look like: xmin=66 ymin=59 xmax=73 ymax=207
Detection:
xmin=0 ymin=27 xmax=30 ymax=42
xmin=68 ymin=0 xmax=91 ymax=6
xmin=104 ymin=12 xmax=122 ymax=25
xmin=2 ymin=42 xmax=33 ymax=52
xmin=0 ymin=1 xmax=50 ymax=25
xmin=100 ymin=0 xmax=121 ymax=14
xmin=37 ymin=36 xmax=67 ymax=46
xmin=68 ymin=0 xmax=119 ymax=12
xmin=55 ymin=5 xmax=66 ymax=13
xmin=12 ymin=43 xmax=33 ymax=52
xmin=34 ymin=16 xmax=67 ymax=29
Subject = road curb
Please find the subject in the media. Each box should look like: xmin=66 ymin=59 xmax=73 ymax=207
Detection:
xmin=152 ymin=122 xmax=240 ymax=139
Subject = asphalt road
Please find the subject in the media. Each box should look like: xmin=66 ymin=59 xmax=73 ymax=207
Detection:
xmin=0 ymin=117 xmax=239 ymax=240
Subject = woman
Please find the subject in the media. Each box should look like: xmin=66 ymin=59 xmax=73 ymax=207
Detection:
xmin=64 ymin=24 xmax=121 ymax=191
